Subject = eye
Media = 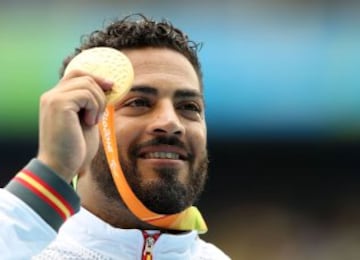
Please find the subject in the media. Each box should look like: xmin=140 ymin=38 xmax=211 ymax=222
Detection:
xmin=177 ymin=102 xmax=203 ymax=121
xmin=178 ymin=102 xmax=202 ymax=113
xmin=124 ymin=98 xmax=151 ymax=108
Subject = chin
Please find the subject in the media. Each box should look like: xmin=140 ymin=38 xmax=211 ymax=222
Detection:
xmin=135 ymin=174 xmax=191 ymax=214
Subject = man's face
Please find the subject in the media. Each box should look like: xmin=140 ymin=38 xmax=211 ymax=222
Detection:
xmin=92 ymin=47 xmax=208 ymax=214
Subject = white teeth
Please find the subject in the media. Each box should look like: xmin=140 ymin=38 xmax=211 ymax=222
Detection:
xmin=145 ymin=152 xmax=180 ymax=159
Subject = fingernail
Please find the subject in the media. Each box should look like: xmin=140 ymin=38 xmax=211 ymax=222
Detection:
xmin=104 ymin=79 xmax=114 ymax=88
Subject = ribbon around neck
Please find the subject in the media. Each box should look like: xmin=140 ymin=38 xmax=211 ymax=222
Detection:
xmin=98 ymin=104 xmax=208 ymax=233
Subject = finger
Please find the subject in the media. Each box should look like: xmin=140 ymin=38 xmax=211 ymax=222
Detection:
xmin=41 ymin=87 xmax=104 ymax=126
xmin=55 ymin=76 xmax=108 ymax=115
xmin=61 ymin=69 xmax=114 ymax=92
xmin=66 ymin=89 xmax=102 ymax=126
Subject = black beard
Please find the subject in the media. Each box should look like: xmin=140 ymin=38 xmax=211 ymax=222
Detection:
xmin=90 ymin=137 xmax=208 ymax=215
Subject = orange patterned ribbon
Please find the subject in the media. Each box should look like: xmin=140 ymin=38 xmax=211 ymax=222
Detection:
xmin=98 ymin=105 xmax=207 ymax=233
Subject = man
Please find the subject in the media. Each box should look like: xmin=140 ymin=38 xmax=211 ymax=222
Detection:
xmin=0 ymin=14 xmax=230 ymax=259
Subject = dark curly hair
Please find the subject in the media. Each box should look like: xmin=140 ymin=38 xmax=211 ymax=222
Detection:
xmin=60 ymin=14 xmax=203 ymax=88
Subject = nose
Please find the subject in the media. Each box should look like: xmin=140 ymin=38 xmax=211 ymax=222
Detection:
xmin=147 ymin=100 xmax=185 ymax=136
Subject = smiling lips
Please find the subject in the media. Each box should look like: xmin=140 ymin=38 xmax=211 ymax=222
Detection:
xmin=144 ymin=152 xmax=180 ymax=160
xmin=138 ymin=145 xmax=188 ymax=160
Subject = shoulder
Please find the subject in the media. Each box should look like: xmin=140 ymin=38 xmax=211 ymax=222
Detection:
xmin=192 ymin=236 xmax=231 ymax=260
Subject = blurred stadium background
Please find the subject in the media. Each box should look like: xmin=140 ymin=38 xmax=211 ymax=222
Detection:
xmin=1 ymin=0 xmax=360 ymax=259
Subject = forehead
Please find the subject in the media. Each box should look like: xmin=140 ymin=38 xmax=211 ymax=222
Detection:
xmin=122 ymin=47 xmax=201 ymax=93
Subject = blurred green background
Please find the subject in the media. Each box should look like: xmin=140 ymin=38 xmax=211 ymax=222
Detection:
xmin=1 ymin=0 xmax=360 ymax=140
xmin=1 ymin=1 xmax=360 ymax=259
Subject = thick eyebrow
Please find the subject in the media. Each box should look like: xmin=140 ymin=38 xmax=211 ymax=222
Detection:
xmin=129 ymin=85 xmax=203 ymax=100
xmin=130 ymin=85 xmax=158 ymax=95
xmin=174 ymin=89 xmax=203 ymax=100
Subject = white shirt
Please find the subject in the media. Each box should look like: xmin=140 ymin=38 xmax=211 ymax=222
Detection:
xmin=0 ymin=189 xmax=230 ymax=260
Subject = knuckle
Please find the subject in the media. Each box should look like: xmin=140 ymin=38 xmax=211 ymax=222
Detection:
xmin=83 ymin=75 xmax=97 ymax=86
xmin=39 ymin=91 xmax=54 ymax=106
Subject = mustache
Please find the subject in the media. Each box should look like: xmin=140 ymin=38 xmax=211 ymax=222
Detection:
xmin=131 ymin=136 xmax=194 ymax=161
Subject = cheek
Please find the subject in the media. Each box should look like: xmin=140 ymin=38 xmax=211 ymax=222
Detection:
xmin=115 ymin=120 xmax=143 ymax=158
xmin=189 ymin=125 xmax=207 ymax=156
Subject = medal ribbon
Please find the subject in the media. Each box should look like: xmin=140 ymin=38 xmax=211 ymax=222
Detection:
xmin=98 ymin=104 xmax=207 ymax=233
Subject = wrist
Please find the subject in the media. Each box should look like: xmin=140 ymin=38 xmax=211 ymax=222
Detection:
xmin=5 ymin=159 xmax=80 ymax=230
xmin=36 ymin=155 xmax=76 ymax=183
